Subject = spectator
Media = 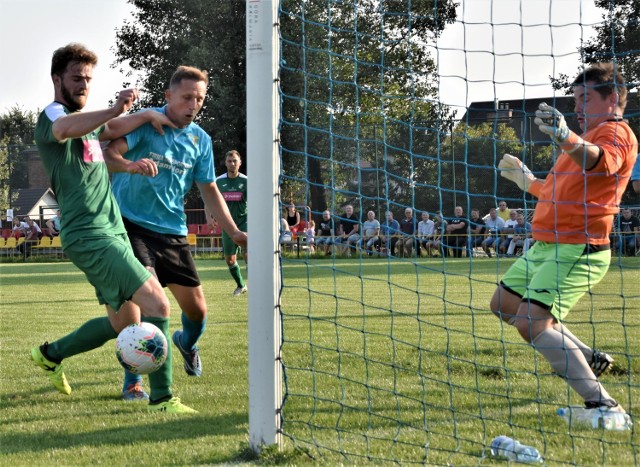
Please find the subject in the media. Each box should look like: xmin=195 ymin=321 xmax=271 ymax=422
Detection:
xmin=11 ymin=217 xmax=28 ymax=238
xmin=315 ymin=210 xmax=335 ymax=255
xmin=481 ymin=208 xmax=506 ymax=257
xmin=305 ymin=220 xmax=316 ymax=254
xmin=285 ymin=202 xmax=302 ymax=234
xmin=397 ymin=207 xmax=416 ymax=257
xmin=46 ymin=209 xmax=62 ymax=237
xmin=497 ymin=201 xmax=510 ymax=222
xmin=377 ymin=210 xmax=400 ymax=256
xmin=506 ymin=212 xmax=533 ymax=256
xmin=497 ymin=209 xmax=519 ymax=256
xmin=614 ymin=208 xmax=639 ymax=256
xmin=427 ymin=212 xmax=448 ymax=257
xmin=358 ymin=210 xmax=380 ymax=255
xmin=417 ymin=211 xmax=435 ymax=257
xmin=445 ymin=206 xmax=469 ymax=257
xmin=279 ymin=217 xmax=293 ymax=244
xmin=467 ymin=208 xmax=486 ymax=256
xmin=334 ymin=204 xmax=360 ymax=256
xmin=17 ymin=217 xmax=42 ymax=258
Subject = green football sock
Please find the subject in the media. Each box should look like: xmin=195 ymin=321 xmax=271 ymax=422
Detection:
xmin=229 ymin=262 xmax=245 ymax=288
xmin=47 ymin=317 xmax=117 ymax=361
xmin=143 ymin=316 xmax=173 ymax=402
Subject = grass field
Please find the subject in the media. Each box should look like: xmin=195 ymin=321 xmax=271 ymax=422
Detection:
xmin=1 ymin=257 xmax=638 ymax=465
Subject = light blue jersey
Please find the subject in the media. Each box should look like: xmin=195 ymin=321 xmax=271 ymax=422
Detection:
xmin=111 ymin=107 xmax=215 ymax=236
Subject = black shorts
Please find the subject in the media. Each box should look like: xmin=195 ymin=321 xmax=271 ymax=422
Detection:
xmin=123 ymin=218 xmax=201 ymax=288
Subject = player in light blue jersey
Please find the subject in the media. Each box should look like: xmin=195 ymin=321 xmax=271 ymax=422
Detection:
xmin=105 ymin=66 xmax=246 ymax=402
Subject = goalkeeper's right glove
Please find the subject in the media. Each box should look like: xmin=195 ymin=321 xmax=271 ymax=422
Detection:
xmin=498 ymin=153 xmax=536 ymax=192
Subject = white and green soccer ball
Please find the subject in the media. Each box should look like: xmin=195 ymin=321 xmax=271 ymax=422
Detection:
xmin=115 ymin=322 xmax=167 ymax=375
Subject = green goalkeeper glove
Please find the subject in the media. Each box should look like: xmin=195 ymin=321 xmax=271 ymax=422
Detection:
xmin=498 ymin=154 xmax=536 ymax=192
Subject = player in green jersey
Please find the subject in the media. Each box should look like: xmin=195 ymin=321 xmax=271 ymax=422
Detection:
xmin=31 ymin=43 xmax=196 ymax=413
xmin=214 ymin=150 xmax=248 ymax=296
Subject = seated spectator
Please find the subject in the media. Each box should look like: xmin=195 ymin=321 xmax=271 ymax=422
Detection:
xmin=357 ymin=211 xmax=380 ymax=255
xmin=377 ymin=211 xmax=400 ymax=256
xmin=11 ymin=217 xmax=28 ymax=238
xmin=285 ymin=202 xmax=302 ymax=234
xmin=417 ymin=211 xmax=435 ymax=256
xmin=334 ymin=204 xmax=360 ymax=256
xmin=467 ymin=208 xmax=486 ymax=256
xmin=614 ymin=208 xmax=640 ymax=256
xmin=497 ymin=209 xmax=518 ymax=256
xmin=481 ymin=208 xmax=505 ymax=258
xmin=46 ymin=209 xmax=62 ymax=237
xmin=497 ymin=201 xmax=510 ymax=222
xmin=506 ymin=212 xmax=533 ymax=256
xmin=425 ymin=212 xmax=448 ymax=257
xmin=315 ymin=210 xmax=335 ymax=255
xmin=305 ymin=220 xmax=316 ymax=254
xmin=397 ymin=207 xmax=416 ymax=257
xmin=445 ymin=206 xmax=469 ymax=258
xmin=17 ymin=217 xmax=42 ymax=258
xmin=279 ymin=217 xmax=293 ymax=244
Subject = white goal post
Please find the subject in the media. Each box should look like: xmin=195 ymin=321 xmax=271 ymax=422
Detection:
xmin=246 ymin=0 xmax=282 ymax=452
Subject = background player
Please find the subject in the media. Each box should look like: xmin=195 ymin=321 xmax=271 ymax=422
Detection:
xmin=215 ymin=150 xmax=248 ymax=296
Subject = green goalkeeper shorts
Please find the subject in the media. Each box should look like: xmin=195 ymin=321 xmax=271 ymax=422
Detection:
xmin=500 ymin=241 xmax=611 ymax=321
xmin=64 ymin=234 xmax=152 ymax=312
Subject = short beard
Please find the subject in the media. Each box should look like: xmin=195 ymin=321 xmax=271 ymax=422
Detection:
xmin=61 ymin=83 xmax=83 ymax=112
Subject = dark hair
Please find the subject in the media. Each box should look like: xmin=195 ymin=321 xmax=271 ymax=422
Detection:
xmin=572 ymin=62 xmax=627 ymax=112
xmin=225 ymin=149 xmax=241 ymax=159
xmin=170 ymin=66 xmax=209 ymax=88
xmin=51 ymin=43 xmax=97 ymax=76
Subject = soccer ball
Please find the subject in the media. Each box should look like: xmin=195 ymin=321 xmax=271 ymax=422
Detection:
xmin=115 ymin=322 xmax=167 ymax=375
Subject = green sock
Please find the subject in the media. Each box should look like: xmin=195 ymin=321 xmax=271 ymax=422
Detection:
xmin=229 ymin=262 xmax=245 ymax=288
xmin=47 ymin=317 xmax=117 ymax=361
xmin=143 ymin=316 xmax=172 ymax=403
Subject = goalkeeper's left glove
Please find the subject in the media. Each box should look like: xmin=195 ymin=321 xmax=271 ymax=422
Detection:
xmin=534 ymin=102 xmax=584 ymax=153
xmin=498 ymin=153 xmax=536 ymax=192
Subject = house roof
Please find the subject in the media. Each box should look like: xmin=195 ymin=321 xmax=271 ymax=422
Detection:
xmin=12 ymin=188 xmax=58 ymax=219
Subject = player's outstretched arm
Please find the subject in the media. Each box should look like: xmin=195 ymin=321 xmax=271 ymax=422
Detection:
xmin=534 ymin=102 xmax=600 ymax=169
xmin=198 ymin=182 xmax=247 ymax=248
xmin=102 ymin=109 xmax=176 ymax=141
xmin=104 ymin=138 xmax=158 ymax=177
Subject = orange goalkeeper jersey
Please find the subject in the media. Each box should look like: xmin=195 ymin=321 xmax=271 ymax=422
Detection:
xmin=528 ymin=120 xmax=638 ymax=245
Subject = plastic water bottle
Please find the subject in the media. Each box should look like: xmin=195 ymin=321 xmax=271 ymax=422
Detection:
xmin=490 ymin=436 xmax=543 ymax=463
xmin=557 ymin=407 xmax=633 ymax=431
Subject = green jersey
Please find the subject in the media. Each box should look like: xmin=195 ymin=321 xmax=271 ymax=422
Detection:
xmin=216 ymin=172 xmax=248 ymax=229
xmin=35 ymin=102 xmax=126 ymax=248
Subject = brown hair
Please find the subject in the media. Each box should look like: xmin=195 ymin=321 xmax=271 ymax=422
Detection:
xmin=51 ymin=43 xmax=98 ymax=77
xmin=225 ymin=149 xmax=241 ymax=160
xmin=170 ymin=66 xmax=209 ymax=88
xmin=572 ymin=62 xmax=628 ymax=112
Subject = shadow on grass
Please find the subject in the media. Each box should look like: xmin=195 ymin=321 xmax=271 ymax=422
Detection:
xmin=0 ymin=411 xmax=246 ymax=456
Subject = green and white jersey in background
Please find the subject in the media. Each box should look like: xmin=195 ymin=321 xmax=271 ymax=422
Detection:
xmin=216 ymin=173 xmax=248 ymax=231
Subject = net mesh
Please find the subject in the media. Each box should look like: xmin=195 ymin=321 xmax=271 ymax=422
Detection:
xmin=275 ymin=1 xmax=639 ymax=464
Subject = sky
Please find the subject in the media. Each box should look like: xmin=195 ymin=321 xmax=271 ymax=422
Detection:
xmin=0 ymin=0 xmax=603 ymax=115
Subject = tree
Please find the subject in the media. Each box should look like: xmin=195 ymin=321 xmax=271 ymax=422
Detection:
xmin=113 ymin=0 xmax=247 ymax=212
xmin=279 ymin=0 xmax=459 ymax=215
xmin=0 ymin=106 xmax=37 ymax=214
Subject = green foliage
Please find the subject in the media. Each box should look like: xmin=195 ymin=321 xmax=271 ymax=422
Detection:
xmin=279 ymin=0 xmax=458 ymax=214
xmin=0 ymin=107 xmax=37 ymax=213
xmin=113 ymin=0 xmax=246 ymax=167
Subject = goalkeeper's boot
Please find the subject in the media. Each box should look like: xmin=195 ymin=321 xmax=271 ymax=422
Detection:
xmin=590 ymin=351 xmax=614 ymax=378
xmin=172 ymin=330 xmax=202 ymax=377
xmin=148 ymin=397 xmax=198 ymax=414
xmin=31 ymin=343 xmax=71 ymax=395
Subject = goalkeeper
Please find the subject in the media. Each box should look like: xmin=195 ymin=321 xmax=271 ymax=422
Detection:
xmin=492 ymin=63 xmax=637 ymax=423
